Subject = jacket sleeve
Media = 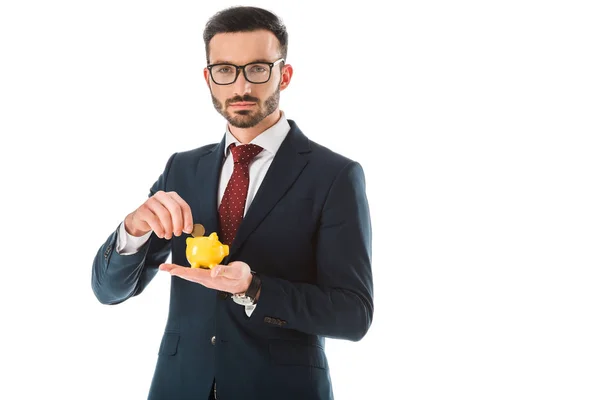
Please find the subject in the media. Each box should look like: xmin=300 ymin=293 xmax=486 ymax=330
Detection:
xmin=91 ymin=153 xmax=177 ymax=305
xmin=250 ymin=161 xmax=374 ymax=341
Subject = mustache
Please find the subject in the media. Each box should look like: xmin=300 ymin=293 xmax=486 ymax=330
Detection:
xmin=226 ymin=95 xmax=260 ymax=106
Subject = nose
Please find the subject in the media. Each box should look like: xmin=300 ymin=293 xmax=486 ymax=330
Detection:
xmin=232 ymin=68 xmax=252 ymax=95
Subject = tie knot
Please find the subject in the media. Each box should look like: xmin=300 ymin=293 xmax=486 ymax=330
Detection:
xmin=230 ymin=143 xmax=263 ymax=165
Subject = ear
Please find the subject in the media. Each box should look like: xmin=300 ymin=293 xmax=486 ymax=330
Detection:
xmin=203 ymin=68 xmax=211 ymax=88
xmin=279 ymin=64 xmax=293 ymax=91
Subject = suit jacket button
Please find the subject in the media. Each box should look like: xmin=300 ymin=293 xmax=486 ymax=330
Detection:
xmin=104 ymin=244 xmax=112 ymax=259
xmin=211 ymin=336 xmax=216 ymax=346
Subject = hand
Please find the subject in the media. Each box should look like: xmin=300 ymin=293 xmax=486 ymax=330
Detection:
xmin=124 ymin=190 xmax=193 ymax=239
xmin=159 ymin=261 xmax=253 ymax=295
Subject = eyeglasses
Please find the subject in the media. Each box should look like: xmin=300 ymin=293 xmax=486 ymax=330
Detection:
xmin=207 ymin=58 xmax=284 ymax=85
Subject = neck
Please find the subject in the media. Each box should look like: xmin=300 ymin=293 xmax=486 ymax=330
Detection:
xmin=228 ymin=109 xmax=281 ymax=144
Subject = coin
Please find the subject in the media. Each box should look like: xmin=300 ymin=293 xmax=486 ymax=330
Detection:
xmin=191 ymin=224 xmax=205 ymax=237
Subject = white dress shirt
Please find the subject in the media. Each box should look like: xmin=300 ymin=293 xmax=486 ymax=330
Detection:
xmin=116 ymin=111 xmax=291 ymax=316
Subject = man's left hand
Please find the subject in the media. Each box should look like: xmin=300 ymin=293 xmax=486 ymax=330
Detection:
xmin=159 ymin=261 xmax=252 ymax=295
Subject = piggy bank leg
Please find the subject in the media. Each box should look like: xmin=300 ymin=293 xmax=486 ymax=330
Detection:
xmin=190 ymin=262 xmax=199 ymax=269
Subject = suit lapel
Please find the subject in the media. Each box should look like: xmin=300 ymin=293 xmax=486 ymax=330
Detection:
xmin=193 ymin=137 xmax=225 ymax=236
xmin=227 ymin=121 xmax=311 ymax=260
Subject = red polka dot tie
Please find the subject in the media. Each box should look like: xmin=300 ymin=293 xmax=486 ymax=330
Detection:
xmin=218 ymin=143 xmax=264 ymax=246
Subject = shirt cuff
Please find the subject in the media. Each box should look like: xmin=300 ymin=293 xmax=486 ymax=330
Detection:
xmin=116 ymin=221 xmax=152 ymax=255
xmin=244 ymin=304 xmax=256 ymax=317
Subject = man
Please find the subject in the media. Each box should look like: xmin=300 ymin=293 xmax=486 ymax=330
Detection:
xmin=92 ymin=6 xmax=373 ymax=400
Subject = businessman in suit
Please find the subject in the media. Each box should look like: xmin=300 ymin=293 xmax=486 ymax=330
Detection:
xmin=91 ymin=6 xmax=373 ymax=400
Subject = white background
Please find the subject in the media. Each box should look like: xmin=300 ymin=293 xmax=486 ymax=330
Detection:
xmin=1 ymin=1 xmax=599 ymax=399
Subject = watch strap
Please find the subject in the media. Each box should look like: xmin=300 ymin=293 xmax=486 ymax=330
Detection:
xmin=245 ymin=272 xmax=261 ymax=301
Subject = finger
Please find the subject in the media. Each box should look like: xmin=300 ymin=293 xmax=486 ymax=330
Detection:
xmin=162 ymin=264 xmax=217 ymax=287
xmin=136 ymin=204 xmax=166 ymax=238
xmin=158 ymin=263 xmax=179 ymax=272
xmin=168 ymin=192 xmax=194 ymax=234
xmin=153 ymin=192 xmax=183 ymax=238
xmin=147 ymin=196 xmax=174 ymax=239
xmin=160 ymin=264 xmax=239 ymax=292
xmin=161 ymin=192 xmax=186 ymax=236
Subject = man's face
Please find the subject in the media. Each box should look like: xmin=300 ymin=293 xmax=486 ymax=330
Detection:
xmin=204 ymin=30 xmax=291 ymax=129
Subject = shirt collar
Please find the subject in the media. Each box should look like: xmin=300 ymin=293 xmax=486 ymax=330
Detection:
xmin=224 ymin=111 xmax=290 ymax=157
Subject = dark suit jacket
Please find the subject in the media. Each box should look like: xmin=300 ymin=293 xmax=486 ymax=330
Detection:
xmin=91 ymin=119 xmax=374 ymax=400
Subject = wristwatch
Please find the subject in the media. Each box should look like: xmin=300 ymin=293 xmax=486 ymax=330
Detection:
xmin=232 ymin=272 xmax=261 ymax=306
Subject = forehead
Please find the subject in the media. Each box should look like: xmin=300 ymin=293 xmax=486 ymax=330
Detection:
xmin=208 ymin=29 xmax=280 ymax=64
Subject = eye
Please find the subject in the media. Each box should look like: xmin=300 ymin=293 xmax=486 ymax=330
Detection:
xmin=216 ymin=66 xmax=233 ymax=74
xmin=249 ymin=65 xmax=267 ymax=73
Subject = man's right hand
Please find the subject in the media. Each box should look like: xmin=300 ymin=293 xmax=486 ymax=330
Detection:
xmin=124 ymin=191 xmax=193 ymax=239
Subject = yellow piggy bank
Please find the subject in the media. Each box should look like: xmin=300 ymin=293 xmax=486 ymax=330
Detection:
xmin=185 ymin=232 xmax=229 ymax=269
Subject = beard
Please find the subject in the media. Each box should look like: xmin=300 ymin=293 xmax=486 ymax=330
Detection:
xmin=211 ymin=87 xmax=280 ymax=129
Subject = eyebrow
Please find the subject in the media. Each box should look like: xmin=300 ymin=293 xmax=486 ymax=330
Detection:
xmin=210 ymin=59 xmax=275 ymax=65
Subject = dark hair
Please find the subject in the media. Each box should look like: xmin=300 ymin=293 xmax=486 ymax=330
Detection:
xmin=203 ymin=6 xmax=288 ymax=63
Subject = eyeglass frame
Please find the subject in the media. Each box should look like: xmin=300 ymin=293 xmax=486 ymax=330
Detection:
xmin=206 ymin=58 xmax=285 ymax=85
